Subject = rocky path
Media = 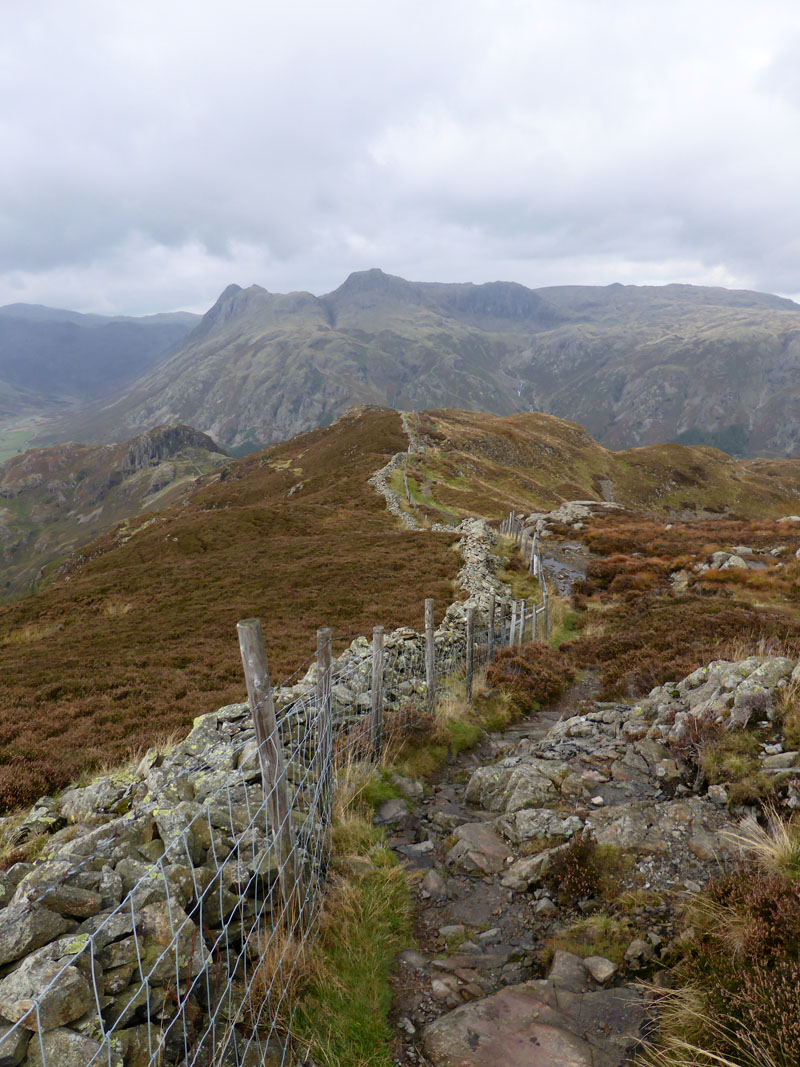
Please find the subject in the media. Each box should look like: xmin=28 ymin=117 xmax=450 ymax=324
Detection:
xmin=376 ymin=650 xmax=800 ymax=1066
xmin=381 ymin=691 xmax=652 ymax=1067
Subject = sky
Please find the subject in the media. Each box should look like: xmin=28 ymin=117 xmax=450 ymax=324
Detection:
xmin=4 ymin=0 xmax=800 ymax=316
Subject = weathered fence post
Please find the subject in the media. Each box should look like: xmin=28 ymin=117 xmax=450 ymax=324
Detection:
xmin=510 ymin=600 xmax=518 ymax=647
xmin=316 ymin=626 xmax=333 ymax=789
xmin=371 ymin=626 xmax=384 ymax=760
xmin=487 ymin=593 xmax=496 ymax=662
xmin=237 ymin=618 xmax=298 ymax=910
xmin=542 ymin=575 xmax=550 ymax=637
xmin=466 ymin=604 xmax=475 ymax=703
xmin=425 ymin=598 xmax=436 ymax=712
xmin=519 ymin=598 xmax=526 ymax=645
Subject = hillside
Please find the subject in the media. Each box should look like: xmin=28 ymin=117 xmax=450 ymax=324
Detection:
xmin=0 ymin=405 xmax=799 ymax=810
xmin=399 ymin=409 xmax=800 ymax=522
xmin=37 ymin=270 xmax=800 ymax=457
xmin=0 ymin=408 xmax=460 ymax=808
xmin=0 ymin=424 xmax=228 ymax=601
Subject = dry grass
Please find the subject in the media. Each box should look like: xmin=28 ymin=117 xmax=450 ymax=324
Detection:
xmin=244 ymin=927 xmax=312 ymax=1038
xmin=776 ymin=679 xmax=800 ymax=751
xmin=640 ymin=986 xmax=781 ymax=1067
xmin=565 ymin=595 xmax=800 ymax=699
xmin=646 ymin=810 xmax=800 ymax=1067
xmin=723 ymin=807 xmax=800 ymax=880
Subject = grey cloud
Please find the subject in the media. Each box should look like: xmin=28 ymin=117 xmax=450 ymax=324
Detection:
xmin=2 ymin=0 xmax=800 ymax=312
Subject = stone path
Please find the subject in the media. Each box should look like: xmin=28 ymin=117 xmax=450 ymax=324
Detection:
xmin=379 ymin=659 xmax=760 ymax=1067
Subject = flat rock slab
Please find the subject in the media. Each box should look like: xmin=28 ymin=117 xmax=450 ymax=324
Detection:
xmin=422 ymin=981 xmax=645 ymax=1067
xmin=422 ymin=984 xmax=596 ymax=1066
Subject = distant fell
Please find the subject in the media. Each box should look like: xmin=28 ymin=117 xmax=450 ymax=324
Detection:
xmin=33 ymin=271 xmax=800 ymax=456
xmin=0 ymin=303 xmax=200 ymax=421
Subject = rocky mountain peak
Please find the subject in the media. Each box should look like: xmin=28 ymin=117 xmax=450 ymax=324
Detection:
xmin=121 ymin=424 xmax=225 ymax=471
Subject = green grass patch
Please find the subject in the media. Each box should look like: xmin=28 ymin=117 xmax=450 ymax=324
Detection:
xmin=446 ymin=717 xmax=483 ymax=754
xmin=294 ymin=861 xmax=412 ymax=1067
xmin=359 ymin=772 xmax=402 ymax=811
xmin=0 ymin=426 xmax=35 ymax=466
xmin=549 ymin=609 xmax=578 ymax=649
xmin=546 ymin=913 xmax=635 ymax=968
xmin=286 ymin=758 xmax=416 ymax=1067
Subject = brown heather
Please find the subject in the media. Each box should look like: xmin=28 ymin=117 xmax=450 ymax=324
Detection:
xmin=485 ymin=643 xmax=575 ymax=709
xmin=563 ymin=513 xmax=800 ymax=699
xmin=677 ymin=865 xmax=800 ymax=1065
xmin=0 ymin=410 xmax=460 ymax=810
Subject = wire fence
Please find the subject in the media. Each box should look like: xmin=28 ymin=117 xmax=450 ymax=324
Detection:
xmin=0 ymin=516 xmax=545 ymax=1067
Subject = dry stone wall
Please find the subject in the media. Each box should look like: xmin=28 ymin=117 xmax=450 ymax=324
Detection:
xmin=0 ymin=513 xmax=511 ymax=1066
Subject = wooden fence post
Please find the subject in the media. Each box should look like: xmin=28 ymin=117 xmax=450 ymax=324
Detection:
xmin=510 ymin=600 xmax=518 ymax=647
xmin=519 ymin=599 xmax=526 ymax=645
xmin=425 ymin=598 xmax=436 ymax=713
xmin=316 ymin=625 xmax=333 ymax=786
xmin=487 ymin=593 xmax=496 ymax=662
xmin=371 ymin=626 xmax=384 ymax=760
xmin=237 ymin=618 xmax=299 ymax=910
xmin=466 ymin=604 xmax=475 ymax=703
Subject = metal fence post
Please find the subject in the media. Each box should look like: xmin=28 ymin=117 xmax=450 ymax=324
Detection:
xmin=371 ymin=626 xmax=384 ymax=760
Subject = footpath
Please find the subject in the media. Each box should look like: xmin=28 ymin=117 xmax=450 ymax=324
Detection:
xmin=379 ymin=648 xmax=799 ymax=1066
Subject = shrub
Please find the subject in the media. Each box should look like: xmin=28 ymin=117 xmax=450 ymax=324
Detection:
xmin=565 ymin=595 xmax=800 ymax=699
xmin=541 ymin=831 xmax=628 ymax=907
xmin=485 ymin=643 xmax=575 ymax=710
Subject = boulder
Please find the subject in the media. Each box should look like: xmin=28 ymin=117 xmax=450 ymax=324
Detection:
xmin=445 ymin=823 xmax=513 ymax=875
xmin=0 ymin=946 xmax=93 ymax=1031
xmin=24 ymin=1027 xmax=122 ymax=1067
xmin=0 ymin=905 xmax=71 ymax=968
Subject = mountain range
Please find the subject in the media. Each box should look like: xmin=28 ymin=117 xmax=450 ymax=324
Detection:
xmin=31 ymin=270 xmax=800 ymax=457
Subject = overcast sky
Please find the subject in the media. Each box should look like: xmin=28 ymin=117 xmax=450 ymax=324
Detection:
xmin=4 ymin=0 xmax=800 ymax=315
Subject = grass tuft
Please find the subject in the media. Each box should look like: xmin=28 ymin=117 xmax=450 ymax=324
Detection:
xmin=723 ymin=806 xmax=800 ymax=880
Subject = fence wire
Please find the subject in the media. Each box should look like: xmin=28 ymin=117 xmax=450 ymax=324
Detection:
xmin=0 ymin=528 xmax=546 ymax=1067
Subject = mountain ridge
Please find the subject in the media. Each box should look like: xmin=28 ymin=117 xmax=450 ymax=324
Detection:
xmin=27 ymin=271 xmax=800 ymax=457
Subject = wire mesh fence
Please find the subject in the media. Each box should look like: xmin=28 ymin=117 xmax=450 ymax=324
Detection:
xmin=0 ymin=523 xmax=547 ymax=1067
